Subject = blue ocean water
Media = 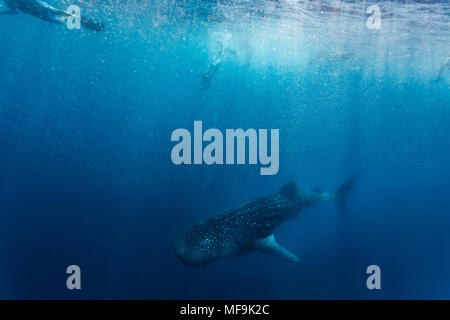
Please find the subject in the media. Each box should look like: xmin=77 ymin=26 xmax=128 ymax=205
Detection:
xmin=0 ymin=0 xmax=449 ymax=299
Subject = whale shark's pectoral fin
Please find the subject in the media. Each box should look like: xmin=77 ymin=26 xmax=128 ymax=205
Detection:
xmin=255 ymin=235 xmax=300 ymax=263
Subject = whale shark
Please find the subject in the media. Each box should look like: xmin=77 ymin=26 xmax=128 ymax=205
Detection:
xmin=0 ymin=0 xmax=104 ymax=31
xmin=172 ymin=174 xmax=360 ymax=266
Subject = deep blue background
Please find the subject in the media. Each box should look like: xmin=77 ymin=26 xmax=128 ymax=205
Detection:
xmin=0 ymin=0 xmax=449 ymax=298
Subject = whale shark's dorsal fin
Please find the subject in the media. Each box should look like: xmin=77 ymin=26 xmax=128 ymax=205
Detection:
xmin=313 ymin=186 xmax=323 ymax=194
xmin=255 ymin=235 xmax=300 ymax=263
xmin=279 ymin=180 xmax=299 ymax=201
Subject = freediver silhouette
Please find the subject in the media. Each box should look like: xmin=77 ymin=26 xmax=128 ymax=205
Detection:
xmin=201 ymin=41 xmax=237 ymax=90
xmin=0 ymin=0 xmax=104 ymax=31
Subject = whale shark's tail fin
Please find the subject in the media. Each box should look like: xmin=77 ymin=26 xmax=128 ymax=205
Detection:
xmin=335 ymin=172 xmax=362 ymax=216
xmin=80 ymin=16 xmax=105 ymax=32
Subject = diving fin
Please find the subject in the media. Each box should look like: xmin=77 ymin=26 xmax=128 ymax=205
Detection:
xmin=81 ymin=16 xmax=105 ymax=32
xmin=255 ymin=235 xmax=300 ymax=263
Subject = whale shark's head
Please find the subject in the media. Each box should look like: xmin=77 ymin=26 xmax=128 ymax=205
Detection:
xmin=172 ymin=219 xmax=235 ymax=266
xmin=172 ymin=227 xmax=225 ymax=266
